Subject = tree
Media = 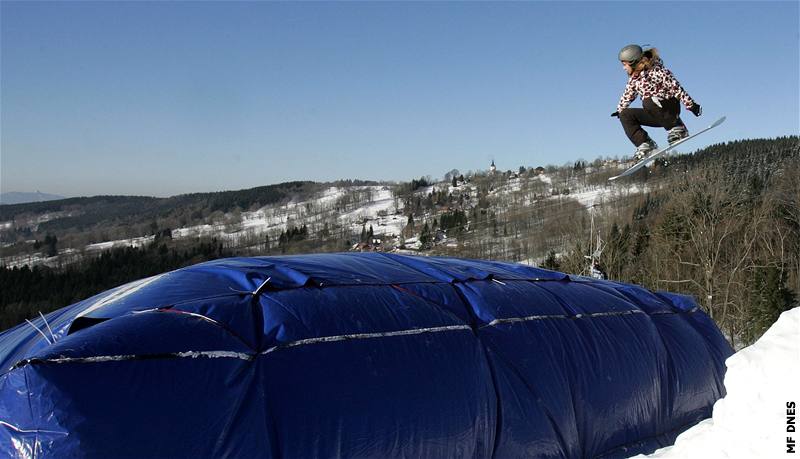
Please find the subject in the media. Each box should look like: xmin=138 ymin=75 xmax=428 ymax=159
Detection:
xmin=601 ymin=223 xmax=630 ymax=280
xmin=444 ymin=169 xmax=460 ymax=183
xmin=654 ymin=167 xmax=767 ymax=335
xmin=440 ymin=210 xmax=468 ymax=234
xmin=744 ymin=266 xmax=796 ymax=343
xmin=44 ymin=234 xmax=58 ymax=257
xmin=420 ymin=222 xmax=431 ymax=247
xmin=541 ymin=250 xmax=560 ymax=271
xmin=559 ymin=241 xmax=588 ymax=276
xmin=405 ymin=214 xmax=415 ymax=238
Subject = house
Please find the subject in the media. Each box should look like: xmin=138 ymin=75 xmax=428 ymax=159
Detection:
xmin=351 ymin=237 xmax=384 ymax=252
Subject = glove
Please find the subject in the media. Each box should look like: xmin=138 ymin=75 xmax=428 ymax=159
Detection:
xmin=611 ymin=111 xmax=619 ymax=117
xmin=689 ymin=104 xmax=702 ymax=117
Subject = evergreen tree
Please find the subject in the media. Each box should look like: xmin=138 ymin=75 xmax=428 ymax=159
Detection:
xmin=542 ymin=250 xmax=561 ymax=271
xmin=420 ymin=222 xmax=431 ymax=247
xmin=44 ymin=234 xmax=58 ymax=257
xmin=406 ymin=214 xmax=415 ymax=232
xmin=745 ymin=266 xmax=796 ymax=343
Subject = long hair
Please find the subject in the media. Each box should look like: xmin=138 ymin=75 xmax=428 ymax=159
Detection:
xmin=631 ymin=48 xmax=660 ymax=75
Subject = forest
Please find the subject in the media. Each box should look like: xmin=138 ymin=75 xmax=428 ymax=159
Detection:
xmin=547 ymin=137 xmax=799 ymax=346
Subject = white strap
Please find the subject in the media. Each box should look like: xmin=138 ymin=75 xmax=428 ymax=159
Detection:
xmin=651 ymin=96 xmax=662 ymax=108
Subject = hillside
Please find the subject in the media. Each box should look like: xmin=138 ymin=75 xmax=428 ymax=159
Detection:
xmin=1 ymin=136 xmax=798 ymax=343
xmin=0 ymin=181 xmax=318 ymax=234
xmin=0 ymin=191 xmax=65 ymax=205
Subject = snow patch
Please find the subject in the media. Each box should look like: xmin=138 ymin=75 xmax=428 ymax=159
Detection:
xmin=85 ymin=235 xmax=154 ymax=252
xmin=635 ymin=307 xmax=800 ymax=458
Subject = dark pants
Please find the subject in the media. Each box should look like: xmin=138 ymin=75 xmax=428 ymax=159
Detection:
xmin=619 ymin=97 xmax=685 ymax=146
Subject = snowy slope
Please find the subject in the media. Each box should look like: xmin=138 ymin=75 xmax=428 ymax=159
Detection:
xmin=1 ymin=170 xmax=643 ymax=267
xmin=634 ymin=307 xmax=800 ymax=459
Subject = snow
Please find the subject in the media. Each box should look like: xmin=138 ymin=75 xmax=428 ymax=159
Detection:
xmin=570 ymin=184 xmax=645 ymax=209
xmin=1 ymin=254 xmax=45 ymax=269
xmin=0 ymin=249 xmax=83 ymax=269
xmin=402 ymin=236 xmax=422 ymax=250
xmin=0 ymin=185 xmax=406 ymax=266
xmin=316 ymin=186 xmax=345 ymax=206
xmin=633 ymin=307 xmax=800 ymax=458
xmin=3 ymin=169 xmax=649 ymax=268
xmin=1 ymin=174 xmax=624 ymax=267
xmin=336 ymin=186 xmax=403 ymax=235
xmin=570 ymin=188 xmax=607 ymax=209
xmin=172 ymin=223 xmax=221 ymax=239
xmin=85 ymin=235 xmax=154 ymax=252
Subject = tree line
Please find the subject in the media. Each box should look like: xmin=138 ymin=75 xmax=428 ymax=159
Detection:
xmin=541 ymin=137 xmax=799 ymax=346
xmin=0 ymin=239 xmax=227 ymax=330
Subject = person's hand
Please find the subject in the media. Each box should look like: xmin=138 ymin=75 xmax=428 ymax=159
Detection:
xmin=611 ymin=111 xmax=619 ymax=117
xmin=690 ymin=104 xmax=702 ymax=117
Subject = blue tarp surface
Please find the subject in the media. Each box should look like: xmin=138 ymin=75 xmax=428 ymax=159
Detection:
xmin=0 ymin=253 xmax=733 ymax=458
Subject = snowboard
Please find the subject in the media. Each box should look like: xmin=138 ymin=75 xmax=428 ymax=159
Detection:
xmin=608 ymin=116 xmax=727 ymax=181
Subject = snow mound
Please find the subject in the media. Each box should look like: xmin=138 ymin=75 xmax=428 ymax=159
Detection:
xmin=636 ymin=307 xmax=800 ymax=458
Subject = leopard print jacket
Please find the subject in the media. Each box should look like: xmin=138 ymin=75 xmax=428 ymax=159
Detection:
xmin=617 ymin=58 xmax=696 ymax=113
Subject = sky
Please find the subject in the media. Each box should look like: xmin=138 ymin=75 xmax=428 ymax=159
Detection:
xmin=1 ymin=1 xmax=798 ymax=198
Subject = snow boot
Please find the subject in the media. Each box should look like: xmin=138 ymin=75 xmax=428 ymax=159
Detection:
xmin=667 ymin=125 xmax=689 ymax=144
xmin=633 ymin=140 xmax=658 ymax=161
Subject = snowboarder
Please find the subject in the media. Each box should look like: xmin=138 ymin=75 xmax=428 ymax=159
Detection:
xmin=611 ymin=45 xmax=703 ymax=160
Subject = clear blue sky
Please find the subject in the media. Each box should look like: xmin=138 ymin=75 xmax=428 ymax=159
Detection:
xmin=2 ymin=1 xmax=798 ymax=197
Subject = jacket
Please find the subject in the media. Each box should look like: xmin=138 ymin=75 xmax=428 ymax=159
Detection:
xmin=617 ymin=58 xmax=696 ymax=113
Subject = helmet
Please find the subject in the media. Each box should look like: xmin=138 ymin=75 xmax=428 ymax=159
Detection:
xmin=618 ymin=44 xmax=643 ymax=64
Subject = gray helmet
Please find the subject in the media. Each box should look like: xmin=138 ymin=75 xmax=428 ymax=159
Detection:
xmin=618 ymin=44 xmax=643 ymax=64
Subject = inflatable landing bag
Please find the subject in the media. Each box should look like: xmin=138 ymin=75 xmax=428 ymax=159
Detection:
xmin=0 ymin=253 xmax=732 ymax=458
